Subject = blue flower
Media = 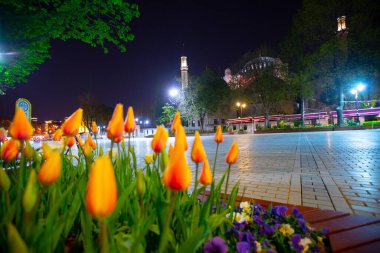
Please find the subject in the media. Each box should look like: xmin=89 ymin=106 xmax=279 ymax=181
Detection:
xmin=291 ymin=234 xmax=304 ymax=252
xmin=264 ymin=223 xmax=275 ymax=235
xmin=234 ymin=221 xmax=247 ymax=230
xmin=320 ymin=228 xmax=328 ymax=235
xmin=272 ymin=205 xmax=287 ymax=218
xmin=297 ymin=219 xmax=310 ymax=233
xmin=253 ymin=215 xmax=264 ymax=225
xmin=236 ymin=241 xmax=250 ymax=253
xmin=204 ymin=237 xmax=228 ymax=253
xmin=292 ymin=207 xmax=304 ymax=219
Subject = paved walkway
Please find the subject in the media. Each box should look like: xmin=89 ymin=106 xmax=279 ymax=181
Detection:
xmin=204 ymin=130 xmax=380 ymax=216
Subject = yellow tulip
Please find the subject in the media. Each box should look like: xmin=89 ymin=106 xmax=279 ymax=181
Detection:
xmin=38 ymin=151 xmax=62 ymax=185
xmin=145 ymin=154 xmax=153 ymax=164
xmin=86 ymin=156 xmax=118 ymax=218
xmin=53 ymin=129 xmax=63 ymax=141
xmin=23 ymin=170 xmax=38 ymax=212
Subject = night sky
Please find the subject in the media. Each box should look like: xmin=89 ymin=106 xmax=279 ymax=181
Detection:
xmin=1 ymin=0 xmax=302 ymax=122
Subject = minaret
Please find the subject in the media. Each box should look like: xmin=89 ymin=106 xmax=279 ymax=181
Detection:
xmin=180 ymin=56 xmax=188 ymax=89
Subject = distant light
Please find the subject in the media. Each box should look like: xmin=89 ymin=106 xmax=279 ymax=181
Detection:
xmin=140 ymin=121 xmax=142 ymax=124
xmin=135 ymin=118 xmax=139 ymax=122
xmin=145 ymin=120 xmax=149 ymax=124
xmin=236 ymin=102 xmax=240 ymax=107
xmin=356 ymin=83 xmax=365 ymax=91
xmin=242 ymin=103 xmax=246 ymax=108
xmin=350 ymin=89 xmax=357 ymax=95
xmin=169 ymin=88 xmax=179 ymax=97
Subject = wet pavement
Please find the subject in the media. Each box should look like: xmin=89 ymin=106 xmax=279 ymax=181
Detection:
xmin=36 ymin=129 xmax=380 ymax=216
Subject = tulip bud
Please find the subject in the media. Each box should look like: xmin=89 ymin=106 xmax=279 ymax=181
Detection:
xmin=53 ymin=129 xmax=63 ymax=141
xmin=215 ymin=125 xmax=223 ymax=143
xmin=24 ymin=141 xmax=34 ymax=160
xmin=86 ymin=156 xmax=118 ymax=218
xmin=121 ymin=139 xmax=126 ymax=150
xmin=1 ymin=139 xmax=19 ymax=162
xmin=160 ymin=149 xmax=169 ymax=172
xmin=42 ymin=143 xmax=52 ymax=159
xmin=67 ymin=136 xmax=75 ymax=148
xmin=171 ymin=111 xmax=182 ymax=133
xmin=99 ymin=145 xmax=104 ymax=156
xmin=124 ymin=106 xmax=136 ymax=133
xmin=23 ymin=170 xmax=38 ymax=212
xmin=145 ymin=154 xmax=153 ymax=164
xmin=61 ymin=108 xmax=83 ymax=136
xmin=38 ymin=151 xmax=62 ymax=185
xmin=199 ymin=159 xmax=212 ymax=185
xmin=7 ymin=224 xmax=29 ymax=253
xmin=226 ymin=141 xmax=239 ymax=165
xmin=77 ymin=135 xmax=84 ymax=147
xmin=0 ymin=127 xmax=7 ymax=142
xmin=191 ymin=131 xmax=206 ymax=163
xmin=106 ymin=104 xmax=124 ymax=142
xmin=83 ymin=141 xmax=92 ymax=157
xmin=0 ymin=168 xmax=11 ymax=191
xmin=9 ymin=108 xmax=34 ymax=141
xmin=136 ymin=169 xmax=146 ymax=197
xmin=87 ymin=133 xmax=96 ymax=150
xmin=91 ymin=121 xmax=99 ymax=135
xmin=151 ymin=126 xmax=168 ymax=153
xmin=168 ymin=144 xmax=174 ymax=158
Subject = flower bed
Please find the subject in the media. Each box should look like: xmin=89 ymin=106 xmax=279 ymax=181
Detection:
xmin=0 ymin=106 xmax=327 ymax=252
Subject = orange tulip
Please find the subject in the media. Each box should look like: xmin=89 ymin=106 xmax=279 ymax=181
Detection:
xmin=0 ymin=127 xmax=7 ymax=142
xmin=67 ymin=136 xmax=76 ymax=148
xmin=87 ymin=133 xmax=96 ymax=150
xmin=91 ymin=121 xmax=99 ymax=135
xmin=226 ymin=141 xmax=239 ymax=164
xmin=9 ymin=108 xmax=34 ymax=140
xmin=162 ymin=126 xmax=191 ymax=191
xmin=61 ymin=108 xmax=83 ymax=136
xmin=215 ymin=125 xmax=223 ymax=143
xmin=83 ymin=140 xmax=92 ymax=157
xmin=171 ymin=111 xmax=182 ymax=133
xmin=191 ymin=131 xmax=206 ymax=163
xmin=124 ymin=106 xmax=136 ymax=133
xmin=168 ymin=143 xmax=174 ymax=158
xmin=77 ymin=135 xmax=84 ymax=147
xmin=38 ymin=151 xmax=62 ymax=185
xmin=106 ymin=104 xmax=124 ymax=142
xmin=199 ymin=158 xmax=212 ymax=185
xmin=86 ymin=156 xmax=118 ymax=218
xmin=174 ymin=125 xmax=188 ymax=151
xmin=151 ymin=126 xmax=169 ymax=153
xmin=53 ymin=129 xmax=63 ymax=141
xmin=1 ymin=139 xmax=19 ymax=162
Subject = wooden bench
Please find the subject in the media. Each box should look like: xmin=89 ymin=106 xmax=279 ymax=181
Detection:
xmin=200 ymin=192 xmax=380 ymax=252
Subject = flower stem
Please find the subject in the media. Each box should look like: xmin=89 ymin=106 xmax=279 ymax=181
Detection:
xmin=212 ymin=143 xmax=219 ymax=179
xmin=158 ymin=190 xmax=177 ymax=253
xmin=194 ymin=163 xmax=199 ymax=194
xmin=223 ymin=164 xmax=232 ymax=206
xmin=99 ymin=220 xmax=109 ymax=253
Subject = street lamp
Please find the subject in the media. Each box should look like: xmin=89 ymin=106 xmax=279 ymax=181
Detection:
xmin=236 ymin=102 xmax=246 ymax=118
xmin=350 ymin=83 xmax=365 ymax=124
xmin=169 ymin=88 xmax=179 ymax=97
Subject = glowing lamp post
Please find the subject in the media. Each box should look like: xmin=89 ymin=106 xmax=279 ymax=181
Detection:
xmin=350 ymin=83 xmax=365 ymax=124
xmin=236 ymin=102 xmax=246 ymax=118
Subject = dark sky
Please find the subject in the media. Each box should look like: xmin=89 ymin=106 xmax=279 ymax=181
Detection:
xmin=1 ymin=0 xmax=302 ymax=121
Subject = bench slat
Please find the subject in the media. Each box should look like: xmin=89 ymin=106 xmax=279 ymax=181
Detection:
xmin=304 ymin=210 xmax=350 ymax=224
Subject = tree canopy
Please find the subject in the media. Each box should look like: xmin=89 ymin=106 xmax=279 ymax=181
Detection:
xmin=0 ymin=0 xmax=140 ymax=94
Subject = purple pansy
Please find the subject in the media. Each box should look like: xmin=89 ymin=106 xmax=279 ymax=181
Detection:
xmin=291 ymin=234 xmax=304 ymax=252
xmin=297 ymin=219 xmax=310 ymax=233
xmin=272 ymin=205 xmax=287 ymax=218
xmin=292 ymin=207 xmax=304 ymax=219
xmin=236 ymin=241 xmax=251 ymax=253
xmin=204 ymin=237 xmax=228 ymax=253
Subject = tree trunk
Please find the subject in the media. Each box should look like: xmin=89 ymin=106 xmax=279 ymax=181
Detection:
xmin=337 ymin=79 xmax=344 ymax=127
xmin=300 ymin=97 xmax=305 ymax=128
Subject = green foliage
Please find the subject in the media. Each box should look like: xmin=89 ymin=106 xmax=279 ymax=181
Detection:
xmin=159 ymin=103 xmax=176 ymax=125
xmin=0 ymin=138 xmax=240 ymax=252
xmin=363 ymin=121 xmax=380 ymax=126
xmin=181 ymin=69 xmax=231 ymax=131
xmin=0 ymin=0 xmax=140 ymax=94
